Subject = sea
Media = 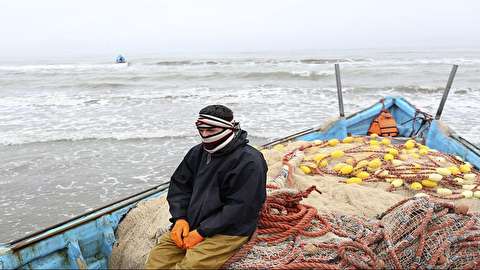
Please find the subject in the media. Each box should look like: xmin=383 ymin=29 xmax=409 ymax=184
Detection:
xmin=1 ymin=48 xmax=479 ymax=243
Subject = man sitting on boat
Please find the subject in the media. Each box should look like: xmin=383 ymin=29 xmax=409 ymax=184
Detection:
xmin=145 ymin=105 xmax=267 ymax=269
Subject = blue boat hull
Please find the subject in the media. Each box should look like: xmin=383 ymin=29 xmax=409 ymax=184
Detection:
xmin=1 ymin=96 xmax=478 ymax=269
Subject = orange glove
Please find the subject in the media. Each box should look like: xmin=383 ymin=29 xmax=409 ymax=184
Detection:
xmin=183 ymin=230 xmax=204 ymax=249
xmin=171 ymin=219 xmax=189 ymax=248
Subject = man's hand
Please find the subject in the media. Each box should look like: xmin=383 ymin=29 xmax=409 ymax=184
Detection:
xmin=183 ymin=230 xmax=204 ymax=249
xmin=171 ymin=219 xmax=189 ymax=248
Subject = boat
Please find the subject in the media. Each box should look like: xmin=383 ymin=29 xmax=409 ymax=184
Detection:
xmin=115 ymin=55 xmax=127 ymax=64
xmin=1 ymin=65 xmax=479 ymax=269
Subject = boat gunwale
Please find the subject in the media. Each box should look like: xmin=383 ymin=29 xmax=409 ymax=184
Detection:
xmin=5 ymin=182 xmax=170 ymax=249
xmin=452 ymin=135 xmax=480 ymax=154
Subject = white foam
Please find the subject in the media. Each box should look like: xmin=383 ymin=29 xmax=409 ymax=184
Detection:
xmin=0 ymin=63 xmax=129 ymax=72
xmin=55 ymin=181 xmax=77 ymax=190
xmin=0 ymin=129 xmax=194 ymax=146
xmin=131 ymin=175 xmax=151 ymax=183
xmin=98 ymin=177 xmax=120 ymax=186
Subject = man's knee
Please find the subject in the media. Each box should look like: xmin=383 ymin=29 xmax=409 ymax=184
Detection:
xmin=177 ymin=235 xmax=249 ymax=269
xmin=145 ymin=232 xmax=185 ymax=269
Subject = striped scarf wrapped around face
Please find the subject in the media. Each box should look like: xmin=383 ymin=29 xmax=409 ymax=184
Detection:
xmin=195 ymin=114 xmax=239 ymax=153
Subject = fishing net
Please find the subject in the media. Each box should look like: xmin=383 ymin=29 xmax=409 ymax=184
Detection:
xmin=223 ymin=188 xmax=480 ymax=269
xmin=222 ymin=137 xmax=480 ymax=269
xmin=109 ymin=196 xmax=171 ymax=269
xmin=263 ymin=136 xmax=480 ymax=201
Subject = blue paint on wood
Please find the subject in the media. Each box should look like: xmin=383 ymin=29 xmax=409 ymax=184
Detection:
xmin=427 ymin=121 xmax=480 ymax=168
xmin=0 ymin=190 xmax=167 ymax=269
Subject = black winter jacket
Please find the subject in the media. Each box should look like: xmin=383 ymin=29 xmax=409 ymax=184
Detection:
xmin=167 ymin=130 xmax=267 ymax=237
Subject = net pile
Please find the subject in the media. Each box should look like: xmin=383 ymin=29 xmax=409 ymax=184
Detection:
xmin=109 ymin=197 xmax=171 ymax=269
xmin=222 ymin=137 xmax=480 ymax=269
xmin=264 ymin=136 xmax=480 ymax=200
xmin=223 ymin=188 xmax=480 ymax=269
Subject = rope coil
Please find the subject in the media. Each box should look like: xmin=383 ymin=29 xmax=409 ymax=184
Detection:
xmin=223 ymin=188 xmax=480 ymax=269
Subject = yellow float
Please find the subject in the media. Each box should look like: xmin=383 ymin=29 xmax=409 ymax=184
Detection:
xmin=330 ymin=150 xmax=344 ymax=159
xmin=299 ymin=165 xmax=311 ymax=174
xmin=346 ymin=177 xmax=362 ymax=184
xmin=328 ymin=139 xmax=339 ymax=147
xmin=340 ymin=165 xmax=354 ymax=175
xmin=421 ymin=180 xmax=438 ymax=188
xmin=355 ymin=171 xmax=370 ymax=180
xmin=410 ymin=182 xmax=423 ymax=191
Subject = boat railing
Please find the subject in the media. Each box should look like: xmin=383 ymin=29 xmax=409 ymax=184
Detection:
xmin=6 ymin=181 xmax=170 ymax=250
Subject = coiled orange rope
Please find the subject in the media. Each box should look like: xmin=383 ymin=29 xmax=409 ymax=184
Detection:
xmin=223 ymin=187 xmax=480 ymax=269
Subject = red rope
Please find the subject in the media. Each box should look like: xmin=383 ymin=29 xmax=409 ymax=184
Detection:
xmin=223 ymin=186 xmax=480 ymax=269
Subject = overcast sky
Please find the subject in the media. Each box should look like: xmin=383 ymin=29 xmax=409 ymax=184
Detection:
xmin=0 ymin=0 xmax=479 ymax=58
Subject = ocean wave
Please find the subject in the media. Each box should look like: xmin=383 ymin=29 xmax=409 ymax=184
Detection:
xmin=299 ymin=58 xmax=372 ymax=64
xmin=393 ymin=85 xmax=446 ymax=94
xmin=0 ymin=127 xmax=304 ymax=147
xmin=141 ymin=56 xmax=480 ymax=69
xmin=338 ymin=85 xmax=453 ymax=95
xmin=129 ymin=70 xmax=334 ymax=81
xmin=149 ymin=58 xmax=372 ymax=66
xmin=456 ymin=88 xmax=479 ymax=95
xmin=0 ymin=90 xmax=210 ymax=107
xmin=0 ymin=63 xmax=128 ymax=73
xmin=251 ymin=58 xmax=372 ymax=65
xmin=348 ymin=58 xmax=480 ymax=67
xmin=71 ymin=82 xmax=137 ymax=89
xmin=239 ymin=70 xmax=333 ymax=80
xmin=0 ymin=131 xmax=196 ymax=146
xmin=349 ymin=85 xmax=446 ymax=94
xmin=153 ymin=60 xmax=222 ymax=66
xmin=413 ymin=58 xmax=480 ymax=65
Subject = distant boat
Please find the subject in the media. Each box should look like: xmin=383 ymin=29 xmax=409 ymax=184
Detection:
xmin=115 ymin=55 xmax=127 ymax=64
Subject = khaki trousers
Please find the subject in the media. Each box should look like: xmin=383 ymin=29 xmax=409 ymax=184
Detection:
xmin=145 ymin=231 xmax=248 ymax=269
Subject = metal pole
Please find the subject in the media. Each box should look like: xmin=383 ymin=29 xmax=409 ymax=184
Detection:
xmin=435 ymin=64 xmax=458 ymax=120
xmin=335 ymin=63 xmax=345 ymax=118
